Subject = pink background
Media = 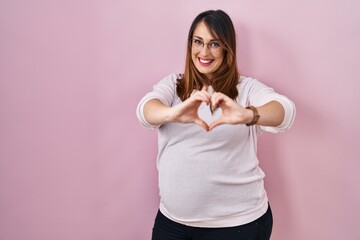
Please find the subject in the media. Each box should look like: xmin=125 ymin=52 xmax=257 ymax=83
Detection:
xmin=1 ymin=1 xmax=359 ymax=239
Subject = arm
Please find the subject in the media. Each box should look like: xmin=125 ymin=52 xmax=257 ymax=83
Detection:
xmin=208 ymin=92 xmax=286 ymax=131
xmin=256 ymin=100 xmax=285 ymax=127
xmin=143 ymin=88 xmax=212 ymax=131
xmin=143 ymin=99 xmax=172 ymax=126
xmin=234 ymin=77 xmax=295 ymax=133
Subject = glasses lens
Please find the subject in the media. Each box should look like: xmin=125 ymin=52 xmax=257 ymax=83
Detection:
xmin=191 ymin=38 xmax=222 ymax=53
xmin=208 ymin=41 xmax=220 ymax=49
xmin=192 ymin=39 xmax=203 ymax=49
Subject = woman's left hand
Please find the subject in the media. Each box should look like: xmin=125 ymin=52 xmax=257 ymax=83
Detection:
xmin=208 ymin=92 xmax=252 ymax=131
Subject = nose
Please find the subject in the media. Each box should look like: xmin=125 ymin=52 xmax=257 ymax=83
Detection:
xmin=200 ymin=44 xmax=211 ymax=56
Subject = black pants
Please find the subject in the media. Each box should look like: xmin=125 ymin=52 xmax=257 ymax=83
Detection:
xmin=152 ymin=204 xmax=273 ymax=240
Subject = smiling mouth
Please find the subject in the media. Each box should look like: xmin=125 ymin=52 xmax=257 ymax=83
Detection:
xmin=198 ymin=58 xmax=214 ymax=66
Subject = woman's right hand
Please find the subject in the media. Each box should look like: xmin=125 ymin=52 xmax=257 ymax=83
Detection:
xmin=167 ymin=87 xmax=211 ymax=131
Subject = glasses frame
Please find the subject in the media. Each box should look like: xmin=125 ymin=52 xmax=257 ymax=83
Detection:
xmin=189 ymin=38 xmax=224 ymax=53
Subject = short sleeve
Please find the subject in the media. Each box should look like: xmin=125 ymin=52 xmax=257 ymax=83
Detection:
xmin=246 ymin=78 xmax=296 ymax=133
xmin=136 ymin=73 xmax=178 ymax=129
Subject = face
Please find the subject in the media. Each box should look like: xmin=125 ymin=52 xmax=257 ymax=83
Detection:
xmin=191 ymin=21 xmax=224 ymax=79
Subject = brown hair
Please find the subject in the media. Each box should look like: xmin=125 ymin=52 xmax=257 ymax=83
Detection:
xmin=176 ymin=10 xmax=239 ymax=101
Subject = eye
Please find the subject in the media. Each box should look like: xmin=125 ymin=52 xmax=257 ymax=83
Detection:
xmin=193 ymin=39 xmax=203 ymax=46
xmin=209 ymin=41 xmax=220 ymax=48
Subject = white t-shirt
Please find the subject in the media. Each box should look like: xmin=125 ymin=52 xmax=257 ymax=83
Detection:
xmin=136 ymin=73 xmax=296 ymax=227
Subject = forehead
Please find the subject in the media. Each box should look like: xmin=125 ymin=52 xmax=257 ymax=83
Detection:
xmin=193 ymin=21 xmax=217 ymax=40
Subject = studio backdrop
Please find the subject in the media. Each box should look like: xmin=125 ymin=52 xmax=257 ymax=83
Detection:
xmin=0 ymin=0 xmax=359 ymax=239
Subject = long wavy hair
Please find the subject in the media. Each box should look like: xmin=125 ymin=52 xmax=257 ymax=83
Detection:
xmin=176 ymin=10 xmax=239 ymax=101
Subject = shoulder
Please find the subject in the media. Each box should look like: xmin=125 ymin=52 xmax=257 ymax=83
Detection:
xmin=151 ymin=73 xmax=182 ymax=102
xmin=238 ymin=75 xmax=268 ymax=93
xmin=162 ymin=73 xmax=183 ymax=82
xmin=157 ymin=73 xmax=182 ymax=86
xmin=239 ymin=75 xmax=265 ymax=87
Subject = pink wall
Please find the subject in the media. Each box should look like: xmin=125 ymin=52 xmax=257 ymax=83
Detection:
xmin=1 ymin=1 xmax=359 ymax=239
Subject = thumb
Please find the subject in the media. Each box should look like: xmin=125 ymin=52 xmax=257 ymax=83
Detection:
xmin=208 ymin=117 xmax=225 ymax=131
xmin=194 ymin=118 xmax=210 ymax=132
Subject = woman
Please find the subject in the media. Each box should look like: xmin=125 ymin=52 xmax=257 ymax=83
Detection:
xmin=136 ymin=9 xmax=295 ymax=240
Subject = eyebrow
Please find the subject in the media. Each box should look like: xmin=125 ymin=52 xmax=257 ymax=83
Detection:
xmin=193 ymin=35 xmax=221 ymax=41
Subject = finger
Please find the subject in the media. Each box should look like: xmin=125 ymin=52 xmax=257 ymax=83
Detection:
xmin=192 ymin=91 xmax=211 ymax=105
xmin=208 ymin=118 xmax=225 ymax=131
xmin=211 ymin=92 xmax=225 ymax=104
xmin=207 ymin=85 xmax=214 ymax=95
xmin=194 ymin=118 xmax=209 ymax=131
xmin=210 ymin=92 xmax=224 ymax=111
xmin=200 ymin=87 xmax=212 ymax=101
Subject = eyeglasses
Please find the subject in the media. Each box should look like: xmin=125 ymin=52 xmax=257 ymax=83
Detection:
xmin=190 ymin=38 xmax=222 ymax=52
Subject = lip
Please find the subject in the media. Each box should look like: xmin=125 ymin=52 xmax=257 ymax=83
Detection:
xmin=198 ymin=57 xmax=214 ymax=66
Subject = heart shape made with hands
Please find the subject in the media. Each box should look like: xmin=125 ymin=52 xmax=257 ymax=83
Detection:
xmin=197 ymin=101 xmax=222 ymax=127
xmin=196 ymin=86 xmax=222 ymax=128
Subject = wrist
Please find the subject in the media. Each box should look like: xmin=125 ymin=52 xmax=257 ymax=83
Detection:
xmin=245 ymin=106 xmax=260 ymax=126
xmin=164 ymin=106 xmax=175 ymax=123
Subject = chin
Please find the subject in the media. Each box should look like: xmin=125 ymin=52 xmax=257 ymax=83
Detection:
xmin=197 ymin=67 xmax=216 ymax=78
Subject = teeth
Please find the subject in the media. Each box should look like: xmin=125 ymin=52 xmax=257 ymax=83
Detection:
xmin=199 ymin=58 xmax=212 ymax=64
